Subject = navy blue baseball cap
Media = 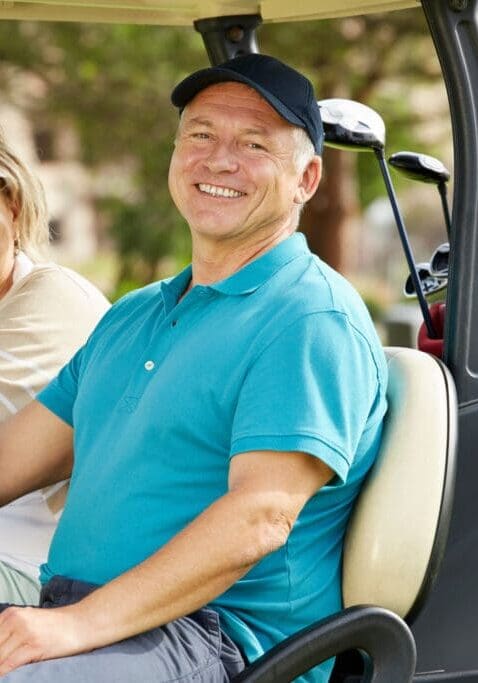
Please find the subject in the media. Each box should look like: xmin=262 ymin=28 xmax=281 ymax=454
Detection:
xmin=171 ymin=54 xmax=323 ymax=154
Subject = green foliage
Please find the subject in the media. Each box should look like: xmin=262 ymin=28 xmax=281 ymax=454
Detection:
xmin=0 ymin=20 xmax=202 ymax=289
xmin=0 ymin=10 xmax=447 ymax=290
xmin=263 ymin=11 xmax=447 ymax=210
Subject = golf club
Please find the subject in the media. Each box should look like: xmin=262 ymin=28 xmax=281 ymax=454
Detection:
xmin=403 ymin=262 xmax=448 ymax=298
xmin=430 ymin=242 xmax=449 ymax=277
xmin=318 ymin=98 xmax=438 ymax=338
xmin=319 ymin=98 xmax=385 ymax=151
xmin=389 ymin=151 xmax=452 ymax=238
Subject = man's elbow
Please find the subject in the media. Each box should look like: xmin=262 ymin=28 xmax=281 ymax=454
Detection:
xmin=239 ymin=499 xmax=297 ymax=565
xmin=258 ymin=510 xmax=294 ymax=555
xmin=223 ymin=488 xmax=304 ymax=567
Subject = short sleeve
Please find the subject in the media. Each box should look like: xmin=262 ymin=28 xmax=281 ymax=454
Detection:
xmin=36 ymin=344 xmax=86 ymax=426
xmin=230 ymin=311 xmax=382 ymax=484
xmin=35 ymin=287 xmax=143 ymax=426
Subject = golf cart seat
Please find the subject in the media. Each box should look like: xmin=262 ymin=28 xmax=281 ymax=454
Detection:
xmin=233 ymin=346 xmax=457 ymax=683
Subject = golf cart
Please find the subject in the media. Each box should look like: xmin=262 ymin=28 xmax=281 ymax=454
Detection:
xmin=0 ymin=1 xmax=475 ymax=681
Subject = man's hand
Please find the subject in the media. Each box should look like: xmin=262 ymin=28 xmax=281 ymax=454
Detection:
xmin=0 ymin=606 xmax=86 ymax=676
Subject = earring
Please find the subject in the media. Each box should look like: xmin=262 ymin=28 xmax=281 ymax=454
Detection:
xmin=13 ymin=237 xmax=20 ymax=256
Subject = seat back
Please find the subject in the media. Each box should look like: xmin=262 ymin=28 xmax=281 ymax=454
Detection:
xmin=342 ymin=346 xmax=457 ymax=621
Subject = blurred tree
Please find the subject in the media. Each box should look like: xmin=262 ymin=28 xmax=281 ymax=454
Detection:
xmin=0 ymin=9 xmax=448 ymax=291
xmin=261 ymin=10 xmax=447 ymax=273
xmin=0 ymin=21 xmax=207 ymax=294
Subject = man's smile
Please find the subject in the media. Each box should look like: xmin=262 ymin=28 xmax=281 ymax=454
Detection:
xmin=196 ymin=183 xmax=246 ymax=199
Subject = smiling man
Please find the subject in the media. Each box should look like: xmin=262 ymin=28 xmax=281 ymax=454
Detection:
xmin=0 ymin=55 xmax=387 ymax=683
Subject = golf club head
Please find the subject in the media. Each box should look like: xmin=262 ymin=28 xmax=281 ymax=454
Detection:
xmin=318 ymin=98 xmax=385 ymax=152
xmin=430 ymin=242 xmax=450 ymax=277
xmin=389 ymin=151 xmax=450 ymax=185
xmin=404 ymin=262 xmax=448 ymax=298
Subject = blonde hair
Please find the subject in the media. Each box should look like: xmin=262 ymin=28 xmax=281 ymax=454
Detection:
xmin=0 ymin=135 xmax=50 ymax=262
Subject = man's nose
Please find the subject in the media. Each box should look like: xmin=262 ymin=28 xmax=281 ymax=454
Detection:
xmin=204 ymin=142 xmax=239 ymax=174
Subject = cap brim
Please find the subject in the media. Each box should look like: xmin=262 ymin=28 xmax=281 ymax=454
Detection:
xmin=171 ymin=67 xmax=307 ymax=133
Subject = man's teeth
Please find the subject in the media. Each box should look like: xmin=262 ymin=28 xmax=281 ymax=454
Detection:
xmin=198 ymin=184 xmax=244 ymax=198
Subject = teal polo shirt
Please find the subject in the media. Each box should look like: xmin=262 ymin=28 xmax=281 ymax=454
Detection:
xmin=37 ymin=233 xmax=387 ymax=683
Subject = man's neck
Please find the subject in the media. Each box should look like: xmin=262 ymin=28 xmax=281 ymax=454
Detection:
xmin=190 ymin=227 xmax=294 ymax=289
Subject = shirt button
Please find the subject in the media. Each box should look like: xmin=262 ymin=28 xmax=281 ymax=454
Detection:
xmin=171 ymin=320 xmax=178 ymax=327
xmin=144 ymin=360 xmax=155 ymax=371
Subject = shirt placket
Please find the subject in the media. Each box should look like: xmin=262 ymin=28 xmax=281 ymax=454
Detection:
xmin=118 ymin=286 xmax=211 ymax=412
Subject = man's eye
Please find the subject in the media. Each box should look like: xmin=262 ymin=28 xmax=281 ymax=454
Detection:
xmin=247 ymin=142 xmax=266 ymax=151
xmin=192 ymin=132 xmax=210 ymax=140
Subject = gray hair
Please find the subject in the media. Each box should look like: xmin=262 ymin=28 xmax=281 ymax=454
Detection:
xmin=291 ymin=127 xmax=318 ymax=229
xmin=0 ymin=135 xmax=50 ymax=262
xmin=292 ymin=127 xmax=316 ymax=172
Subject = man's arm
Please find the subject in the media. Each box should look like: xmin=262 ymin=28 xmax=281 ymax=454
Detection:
xmin=0 ymin=400 xmax=73 ymax=506
xmin=0 ymin=449 xmax=333 ymax=673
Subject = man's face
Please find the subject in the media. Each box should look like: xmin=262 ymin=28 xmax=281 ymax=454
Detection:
xmin=168 ymin=82 xmax=319 ymax=246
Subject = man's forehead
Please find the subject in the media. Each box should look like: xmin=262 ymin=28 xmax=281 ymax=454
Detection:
xmin=191 ymin=81 xmax=259 ymax=99
xmin=183 ymin=82 xmax=290 ymax=126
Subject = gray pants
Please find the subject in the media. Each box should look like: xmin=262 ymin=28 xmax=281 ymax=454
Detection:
xmin=0 ymin=576 xmax=246 ymax=682
xmin=0 ymin=561 xmax=40 ymax=606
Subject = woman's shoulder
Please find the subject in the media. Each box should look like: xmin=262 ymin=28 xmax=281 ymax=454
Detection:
xmin=7 ymin=263 xmax=110 ymax=316
xmin=0 ymin=263 xmax=109 ymax=342
xmin=0 ymin=263 xmax=110 ymax=378
xmin=20 ymin=263 xmax=108 ymax=302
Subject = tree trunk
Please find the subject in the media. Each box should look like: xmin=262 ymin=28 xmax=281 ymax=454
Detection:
xmin=300 ymin=147 xmax=361 ymax=276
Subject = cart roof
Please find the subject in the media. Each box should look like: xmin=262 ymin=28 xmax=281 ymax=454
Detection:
xmin=0 ymin=1 xmax=419 ymax=25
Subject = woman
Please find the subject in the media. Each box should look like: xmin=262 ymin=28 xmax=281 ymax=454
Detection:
xmin=0 ymin=136 xmax=110 ymax=604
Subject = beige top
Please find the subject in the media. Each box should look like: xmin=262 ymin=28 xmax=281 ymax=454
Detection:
xmin=0 ymin=253 xmax=110 ymax=578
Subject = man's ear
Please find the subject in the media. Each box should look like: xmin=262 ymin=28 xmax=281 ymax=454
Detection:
xmin=294 ymin=156 xmax=322 ymax=205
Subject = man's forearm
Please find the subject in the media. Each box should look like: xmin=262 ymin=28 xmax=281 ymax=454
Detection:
xmin=0 ymin=450 xmax=331 ymax=675
xmin=0 ymin=488 xmax=282 ymax=675
xmin=59 ymin=488 xmax=291 ymax=652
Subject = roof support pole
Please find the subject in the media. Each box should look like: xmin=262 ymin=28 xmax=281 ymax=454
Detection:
xmin=421 ymin=0 xmax=478 ymax=401
xmin=409 ymin=4 xmax=478 ymax=680
xmin=194 ymin=14 xmax=262 ymax=66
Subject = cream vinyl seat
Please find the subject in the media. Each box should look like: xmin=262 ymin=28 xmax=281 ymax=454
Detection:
xmin=343 ymin=346 xmax=457 ymax=620
xmin=234 ymin=347 xmax=458 ymax=683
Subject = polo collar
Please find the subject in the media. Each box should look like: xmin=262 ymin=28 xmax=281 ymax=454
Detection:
xmin=161 ymin=264 xmax=192 ymax=310
xmin=163 ymin=232 xmax=310 ymax=303
xmin=209 ymin=233 xmax=310 ymax=296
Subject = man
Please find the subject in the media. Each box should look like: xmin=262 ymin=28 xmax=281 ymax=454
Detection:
xmin=0 ymin=55 xmax=387 ymax=682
